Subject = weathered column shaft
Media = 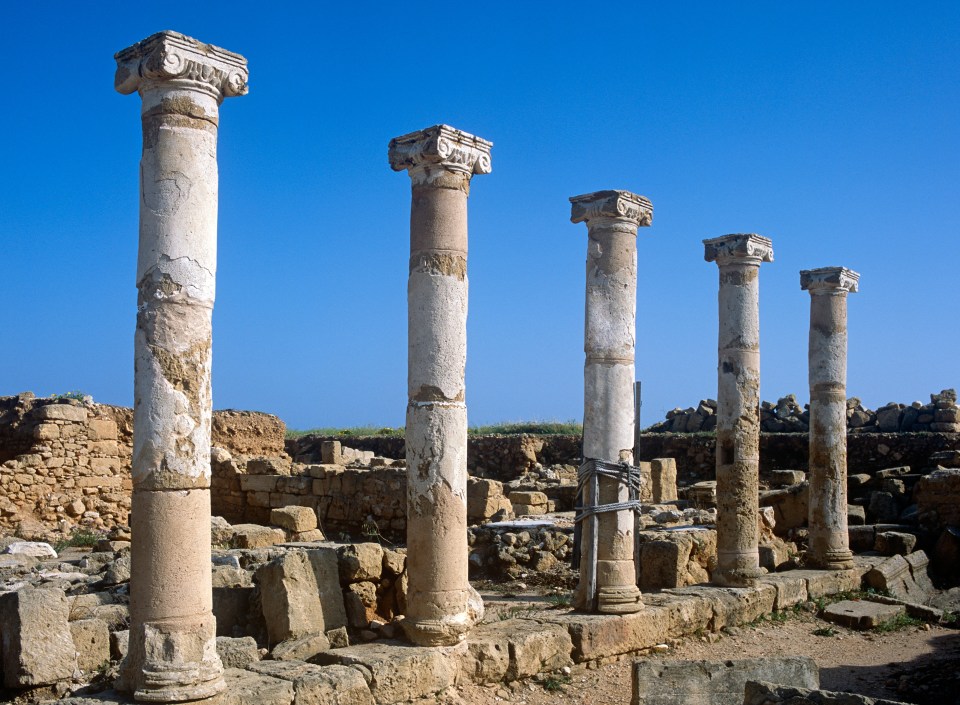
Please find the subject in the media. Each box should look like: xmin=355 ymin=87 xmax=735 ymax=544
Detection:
xmin=115 ymin=31 xmax=248 ymax=702
xmin=571 ymin=191 xmax=652 ymax=614
xmin=802 ymin=267 xmax=859 ymax=570
xmin=389 ymin=125 xmax=491 ymax=645
xmin=704 ymin=234 xmax=773 ymax=587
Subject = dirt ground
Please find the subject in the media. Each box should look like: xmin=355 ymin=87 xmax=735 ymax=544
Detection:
xmin=449 ymin=610 xmax=960 ymax=705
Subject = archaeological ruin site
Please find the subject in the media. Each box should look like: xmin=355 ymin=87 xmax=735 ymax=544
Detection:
xmin=2 ymin=29 xmax=959 ymax=705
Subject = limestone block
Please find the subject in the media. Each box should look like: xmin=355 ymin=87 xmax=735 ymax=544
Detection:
xmin=33 ymin=403 xmax=88 ymax=422
xmin=213 ymin=585 xmax=254 ymax=637
xmin=344 ymin=582 xmax=378 ymax=628
xmin=34 ymin=423 xmax=60 ymax=441
xmin=508 ymin=490 xmax=548 ymax=507
xmin=70 ymin=618 xmax=110 ymax=674
xmin=321 ymin=441 xmax=343 ymax=465
xmin=247 ymin=660 xmax=374 ymax=705
xmin=868 ymin=492 xmax=900 ymax=523
xmin=758 ymin=574 xmax=808 ymax=610
xmin=905 ymin=551 xmax=936 ymax=593
xmin=650 ymin=458 xmax=678 ymax=502
xmin=848 ymin=504 xmax=866 ymax=525
xmin=255 ymin=550 xmax=331 ymax=643
xmin=915 ymin=468 xmax=960 ymax=528
xmin=823 ymin=600 xmax=904 ymax=629
xmin=338 ymin=543 xmax=384 ymax=584
xmin=759 ymin=484 xmax=809 ymax=533
xmin=770 ymin=470 xmax=805 ymax=487
xmin=111 ymin=629 xmax=129 ymax=660
xmin=232 ymin=524 xmax=286 ymax=549
xmin=87 ymin=419 xmax=119 ymax=441
xmin=502 ymin=620 xmax=573 ymax=681
xmin=382 ymin=548 xmax=406 ymax=577
xmin=293 ymin=529 xmax=325 ymax=542
xmin=630 ymin=657 xmax=818 ymax=705
xmin=209 ymin=667 xmax=295 ymax=705
xmin=638 ymin=461 xmax=653 ymax=501
xmin=211 ymin=516 xmax=234 ymax=545
xmin=90 ymin=603 xmax=129 ymax=631
xmin=801 ymin=569 xmax=862 ymax=599
xmin=215 ymin=636 xmax=260 ymax=669
xmin=467 ymin=478 xmax=512 ymax=522
xmin=271 ymin=506 xmax=318 ymax=532
xmin=639 ymin=535 xmax=693 ymax=590
xmin=460 ymin=624 xmax=511 ymax=683
xmin=313 ymin=643 xmax=456 ymax=704
xmin=848 ymin=525 xmax=876 ymax=552
xmin=864 ymin=555 xmax=928 ymax=602
xmin=271 ymin=632 xmax=331 ymax=662
xmin=874 ymin=531 xmax=917 ymax=556
xmin=0 ymin=587 xmax=78 ymax=687
xmin=239 ymin=475 xmax=281 ymax=493
xmin=541 ymin=605 xmax=672 ymax=662
xmin=687 ymin=481 xmax=717 ymax=508
xmin=744 ymin=680 xmax=912 ymax=705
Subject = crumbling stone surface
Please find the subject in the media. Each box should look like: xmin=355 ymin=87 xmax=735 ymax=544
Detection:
xmin=211 ymin=410 xmax=287 ymax=457
xmin=916 ymin=468 xmax=960 ymax=529
xmin=631 ymin=656 xmax=818 ymax=705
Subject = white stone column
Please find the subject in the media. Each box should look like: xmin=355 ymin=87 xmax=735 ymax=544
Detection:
xmin=388 ymin=124 xmax=491 ymax=646
xmin=802 ymin=267 xmax=859 ymax=570
xmin=115 ymin=31 xmax=247 ymax=702
xmin=704 ymin=234 xmax=773 ymax=587
xmin=570 ymin=190 xmax=652 ymax=614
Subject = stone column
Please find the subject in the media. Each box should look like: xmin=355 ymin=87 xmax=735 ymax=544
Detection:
xmin=114 ymin=31 xmax=248 ymax=702
xmin=703 ymin=234 xmax=773 ymax=587
xmin=570 ymin=190 xmax=653 ymax=614
xmin=388 ymin=125 xmax=492 ymax=646
xmin=801 ymin=267 xmax=859 ymax=570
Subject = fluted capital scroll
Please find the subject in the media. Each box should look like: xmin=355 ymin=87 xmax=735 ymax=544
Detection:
xmin=569 ymin=190 xmax=653 ymax=230
xmin=704 ymin=233 xmax=774 ymax=266
xmin=800 ymin=267 xmax=860 ymax=294
xmin=115 ymin=31 xmax=249 ymax=103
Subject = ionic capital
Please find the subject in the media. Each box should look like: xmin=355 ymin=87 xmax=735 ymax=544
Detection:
xmin=569 ymin=190 xmax=653 ymax=230
xmin=115 ymin=31 xmax=249 ymax=103
xmin=389 ymin=125 xmax=493 ymax=186
xmin=704 ymin=233 xmax=774 ymax=266
xmin=800 ymin=267 xmax=860 ymax=294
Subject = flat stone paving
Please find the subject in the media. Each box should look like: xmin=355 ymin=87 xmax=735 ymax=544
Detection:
xmin=60 ymin=558 xmax=879 ymax=705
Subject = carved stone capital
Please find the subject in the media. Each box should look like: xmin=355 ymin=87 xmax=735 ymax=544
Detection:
xmin=569 ymin=190 xmax=653 ymax=229
xmin=800 ymin=267 xmax=860 ymax=294
xmin=115 ymin=31 xmax=249 ymax=102
xmin=704 ymin=233 xmax=774 ymax=266
xmin=388 ymin=125 xmax=493 ymax=185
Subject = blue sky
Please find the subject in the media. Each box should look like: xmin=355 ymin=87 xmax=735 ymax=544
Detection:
xmin=2 ymin=2 xmax=958 ymax=430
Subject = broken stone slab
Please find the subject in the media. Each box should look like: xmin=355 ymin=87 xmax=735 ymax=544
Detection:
xmin=650 ymin=458 xmax=679 ymax=502
xmin=313 ymin=642 xmax=457 ymax=704
xmin=757 ymin=574 xmax=809 ymax=610
xmin=247 ymin=660 xmax=374 ymax=705
xmin=270 ymin=506 xmax=318 ymax=533
xmin=770 ymin=470 xmax=806 ymax=487
xmin=859 ymin=594 xmax=944 ymax=623
xmin=209 ymin=667 xmax=295 ymax=705
xmin=0 ymin=586 xmax=78 ymax=687
xmin=631 ymin=656 xmax=818 ymax=705
xmin=744 ymin=680 xmax=911 ymax=705
xmin=271 ymin=632 xmax=331 ymax=662
xmin=791 ymin=568 xmax=863 ymax=599
xmin=822 ymin=599 xmax=904 ymax=629
xmin=2 ymin=540 xmax=57 ymax=558
xmin=874 ymin=531 xmax=917 ymax=556
xmin=216 ymin=636 xmax=260 ymax=669
xmin=864 ymin=554 xmax=929 ymax=603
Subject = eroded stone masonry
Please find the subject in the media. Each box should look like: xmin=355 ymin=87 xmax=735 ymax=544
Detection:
xmin=1 ymin=26 xmax=959 ymax=705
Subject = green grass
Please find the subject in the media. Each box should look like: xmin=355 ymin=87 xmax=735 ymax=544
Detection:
xmin=813 ymin=626 xmax=838 ymax=637
xmin=543 ymin=675 xmax=571 ymax=691
xmin=546 ymin=593 xmax=572 ymax=609
xmin=53 ymin=529 xmax=102 ymax=553
xmin=873 ymin=613 xmax=923 ymax=633
xmin=286 ymin=420 xmax=583 ymax=439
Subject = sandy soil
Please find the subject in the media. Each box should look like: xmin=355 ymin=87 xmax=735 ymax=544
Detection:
xmin=448 ymin=611 xmax=960 ymax=705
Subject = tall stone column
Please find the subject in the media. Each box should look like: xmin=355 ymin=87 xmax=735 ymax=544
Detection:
xmin=388 ymin=125 xmax=491 ymax=646
xmin=570 ymin=190 xmax=652 ymax=614
xmin=802 ymin=267 xmax=859 ymax=570
xmin=114 ymin=31 xmax=248 ymax=702
xmin=703 ymin=234 xmax=773 ymax=587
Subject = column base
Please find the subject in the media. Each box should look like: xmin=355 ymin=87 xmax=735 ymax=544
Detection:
xmin=596 ymin=584 xmax=644 ymax=614
xmin=712 ymin=566 xmax=767 ymax=588
xmin=402 ymin=585 xmax=484 ymax=646
xmin=808 ymin=550 xmax=855 ymax=571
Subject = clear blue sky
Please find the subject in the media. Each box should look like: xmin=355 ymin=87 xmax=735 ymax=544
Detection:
xmin=2 ymin=2 xmax=958 ymax=430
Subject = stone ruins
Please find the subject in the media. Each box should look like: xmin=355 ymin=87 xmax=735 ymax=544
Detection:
xmin=0 ymin=27 xmax=958 ymax=705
